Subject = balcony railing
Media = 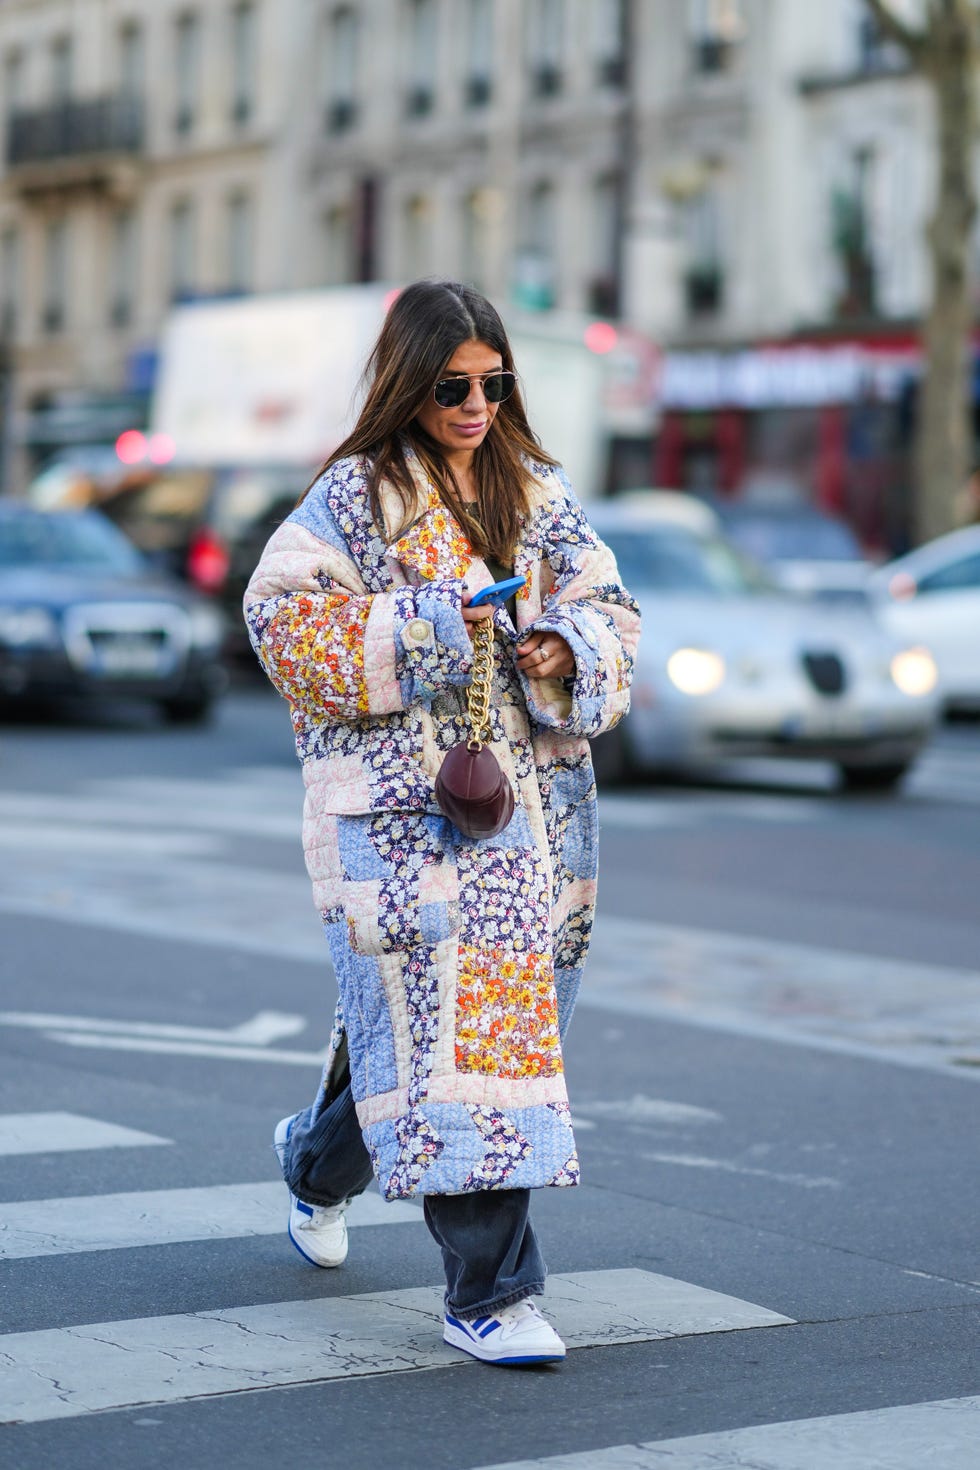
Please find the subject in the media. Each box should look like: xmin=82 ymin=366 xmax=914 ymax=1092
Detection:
xmin=7 ymin=95 xmax=142 ymax=168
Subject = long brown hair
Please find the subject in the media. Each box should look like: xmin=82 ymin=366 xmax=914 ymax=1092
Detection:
xmin=301 ymin=279 xmax=557 ymax=564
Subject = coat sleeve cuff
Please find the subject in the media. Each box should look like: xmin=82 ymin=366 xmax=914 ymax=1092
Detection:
xmin=394 ymin=580 xmax=471 ymax=705
xmin=517 ymin=613 xmax=607 ymax=735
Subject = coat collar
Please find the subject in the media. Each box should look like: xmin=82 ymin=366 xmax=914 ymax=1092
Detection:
xmin=381 ymin=444 xmax=548 ymax=610
xmin=384 ymin=464 xmax=474 ymax=583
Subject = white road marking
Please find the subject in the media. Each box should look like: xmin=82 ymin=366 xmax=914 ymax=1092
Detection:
xmin=0 ymin=1182 xmax=419 ymax=1260
xmin=470 ymin=1394 xmax=980 ymax=1469
xmin=0 ymin=855 xmax=324 ymax=964
xmin=0 ymin=1009 xmax=307 ymax=1045
xmin=574 ymin=1096 xmax=722 ymax=1127
xmin=0 ymin=786 xmax=301 ymax=842
xmin=0 ymin=1268 xmax=793 ymax=1424
xmin=0 ymin=1113 xmax=170 ymax=1158
xmin=599 ymin=793 xmax=828 ymax=829
xmin=643 ymin=1152 xmax=842 ymax=1190
xmin=582 ymin=915 xmax=980 ymax=1078
xmin=0 ymin=1008 xmax=324 ymax=1064
xmin=43 ymin=1032 xmax=327 ymax=1065
xmin=0 ymin=822 xmax=220 ymax=857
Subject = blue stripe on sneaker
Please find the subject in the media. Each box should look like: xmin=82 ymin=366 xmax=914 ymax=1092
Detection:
xmin=295 ymin=1200 xmax=313 ymax=1219
xmin=478 ymin=1321 xmax=501 ymax=1337
xmin=445 ymin=1314 xmax=465 ymax=1331
xmin=470 ymin=1316 xmax=489 ymax=1329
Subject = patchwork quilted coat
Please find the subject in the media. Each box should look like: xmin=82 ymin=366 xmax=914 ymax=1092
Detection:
xmin=244 ymin=448 xmax=640 ymax=1200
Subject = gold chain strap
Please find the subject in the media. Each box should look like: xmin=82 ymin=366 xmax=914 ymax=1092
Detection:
xmin=466 ymin=615 xmax=495 ymax=751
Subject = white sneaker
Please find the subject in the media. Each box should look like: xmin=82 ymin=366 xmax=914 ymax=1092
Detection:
xmin=273 ymin=1114 xmax=349 ymax=1268
xmin=443 ymin=1299 xmax=566 ymax=1365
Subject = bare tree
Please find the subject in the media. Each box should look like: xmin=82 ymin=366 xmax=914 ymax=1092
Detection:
xmin=865 ymin=0 xmax=978 ymax=541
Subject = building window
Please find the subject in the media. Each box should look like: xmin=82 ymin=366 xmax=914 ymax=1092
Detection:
xmin=42 ymin=217 xmax=69 ymax=333
xmin=227 ymin=191 xmax=252 ymax=291
xmin=50 ymin=36 xmax=72 ymax=103
xmin=464 ymin=0 xmax=493 ymax=108
xmin=324 ymin=6 xmax=359 ymax=133
xmin=108 ymin=208 xmax=138 ymax=327
xmin=1 ymin=227 xmax=19 ymax=337
xmin=460 ymin=188 xmax=492 ymax=289
xmin=404 ymin=0 xmax=437 ymax=118
xmin=175 ymin=13 xmax=201 ymax=135
xmin=169 ymin=198 xmax=196 ymax=300
xmin=403 ymin=194 xmax=432 ymax=280
xmin=118 ymin=23 xmax=144 ymax=100
xmin=588 ymin=173 xmax=622 ymax=314
xmin=683 ymin=186 xmax=724 ymax=315
xmin=323 ymin=203 xmax=353 ymax=285
xmin=231 ymin=3 xmax=257 ymax=125
xmin=593 ymin=0 xmax=627 ymax=87
xmin=515 ymin=180 xmax=557 ymax=308
xmin=689 ymin=0 xmax=745 ymax=75
xmin=832 ymin=146 xmax=876 ymax=318
xmin=3 ymin=49 xmax=24 ymax=121
xmin=855 ymin=1 xmax=905 ymax=74
xmin=527 ymin=0 xmax=564 ymax=98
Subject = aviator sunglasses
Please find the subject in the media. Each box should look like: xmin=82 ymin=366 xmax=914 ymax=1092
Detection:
xmin=431 ymin=369 xmax=517 ymax=409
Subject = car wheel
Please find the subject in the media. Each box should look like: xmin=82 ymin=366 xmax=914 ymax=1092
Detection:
xmin=159 ymin=694 xmax=215 ymax=726
xmin=838 ymin=760 xmax=912 ymax=793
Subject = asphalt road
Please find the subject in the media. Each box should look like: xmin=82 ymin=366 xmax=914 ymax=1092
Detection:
xmin=1 ymin=685 xmax=978 ymax=1469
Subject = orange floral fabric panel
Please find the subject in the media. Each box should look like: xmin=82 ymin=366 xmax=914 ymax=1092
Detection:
xmin=267 ymin=591 xmax=371 ymax=719
xmin=390 ymin=493 xmax=473 ymax=583
xmin=455 ymin=946 xmax=563 ymax=1080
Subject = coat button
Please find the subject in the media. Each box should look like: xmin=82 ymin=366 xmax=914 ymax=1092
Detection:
xmin=406 ymin=618 xmax=432 ymax=643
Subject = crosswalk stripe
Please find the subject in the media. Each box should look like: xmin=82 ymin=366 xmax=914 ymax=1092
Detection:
xmin=0 ymin=1182 xmax=420 ymax=1260
xmin=469 ymin=1394 xmax=980 ymax=1469
xmin=599 ymin=793 xmax=828 ymax=829
xmin=0 ymin=1113 xmax=170 ymax=1158
xmin=0 ymin=1268 xmax=793 ymax=1425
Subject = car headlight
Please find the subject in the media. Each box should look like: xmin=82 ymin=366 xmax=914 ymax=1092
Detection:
xmin=0 ymin=606 xmax=60 ymax=648
xmin=187 ymin=603 xmax=225 ymax=650
xmin=667 ymin=647 xmax=726 ymax=696
xmin=890 ymin=647 xmax=938 ymax=697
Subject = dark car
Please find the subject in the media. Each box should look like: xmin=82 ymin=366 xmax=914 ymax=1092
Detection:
xmin=0 ymin=503 xmax=227 ymax=721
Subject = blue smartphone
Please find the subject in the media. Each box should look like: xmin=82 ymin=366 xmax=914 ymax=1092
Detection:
xmin=468 ymin=575 xmax=525 ymax=608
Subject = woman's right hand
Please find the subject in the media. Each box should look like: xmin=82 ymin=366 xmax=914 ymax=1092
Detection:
xmin=461 ymin=590 xmax=495 ymax=638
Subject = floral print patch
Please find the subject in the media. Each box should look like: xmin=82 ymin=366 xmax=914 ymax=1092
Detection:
xmin=390 ymin=489 xmax=473 ymax=583
xmin=256 ymin=589 xmax=371 ymax=719
xmin=462 ymin=1106 xmax=533 ymax=1190
xmin=455 ymin=946 xmax=562 ymax=1080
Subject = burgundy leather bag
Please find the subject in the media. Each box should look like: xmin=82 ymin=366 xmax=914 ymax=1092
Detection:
xmin=434 ymin=617 xmax=515 ymax=840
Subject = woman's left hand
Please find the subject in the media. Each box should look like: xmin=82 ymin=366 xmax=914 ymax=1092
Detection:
xmin=516 ymin=631 xmax=575 ymax=680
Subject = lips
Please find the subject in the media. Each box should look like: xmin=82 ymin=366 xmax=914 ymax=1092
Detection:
xmin=452 ymin=422 xmax=487 ymax=436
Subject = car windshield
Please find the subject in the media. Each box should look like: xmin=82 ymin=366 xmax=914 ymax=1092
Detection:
xmin=0 ymin=511 xmax=144 ymax=572
xmin=726 ymin=516 xmax=863 ymax=563
xmin=600 ymin=524 xmax=773 ymax=594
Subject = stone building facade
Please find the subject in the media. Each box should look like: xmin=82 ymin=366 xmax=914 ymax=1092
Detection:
xmin=0 ymin=0 xmax=958 ymax=512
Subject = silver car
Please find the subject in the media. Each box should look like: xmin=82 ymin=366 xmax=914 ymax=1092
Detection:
xmin=589 ymin=505 xmax=940 ymax=790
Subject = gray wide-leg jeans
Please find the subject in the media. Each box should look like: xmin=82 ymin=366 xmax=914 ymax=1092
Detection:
xmin=279 ymin=1079 xmax=546 ymax=1318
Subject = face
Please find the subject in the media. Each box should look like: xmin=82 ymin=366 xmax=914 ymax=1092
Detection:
xmin=414 ymin=338 xmax=504 ymax=466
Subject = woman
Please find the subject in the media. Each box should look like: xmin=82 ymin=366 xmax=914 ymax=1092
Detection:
xmin=245 ymin=279 xmax=640 ymax=1367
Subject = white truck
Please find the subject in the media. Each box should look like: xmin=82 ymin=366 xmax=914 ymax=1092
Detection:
xmin=150 ymin=285 xmax=660 ymax=499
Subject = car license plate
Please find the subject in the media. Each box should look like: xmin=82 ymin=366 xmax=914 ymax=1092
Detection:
xmin=789 ymin=709 xmax=868 ymax=739
xmin=95 ymin=637 xmax=164 ymax=678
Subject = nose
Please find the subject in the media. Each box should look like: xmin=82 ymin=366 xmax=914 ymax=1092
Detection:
xmin=462 ymin=378 xmax=488 ymax=411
